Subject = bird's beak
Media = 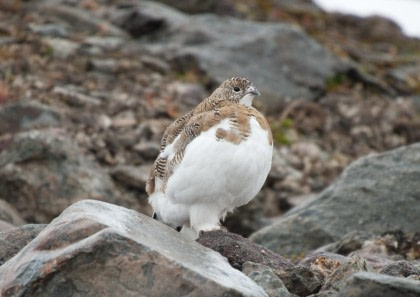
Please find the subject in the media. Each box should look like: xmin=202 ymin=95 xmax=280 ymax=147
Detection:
xmin=246 ymin=85 xmax=260 ymax=96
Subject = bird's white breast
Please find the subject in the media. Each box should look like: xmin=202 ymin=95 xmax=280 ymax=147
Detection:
xmin=165 ymin=117 xmax=273 ymax=211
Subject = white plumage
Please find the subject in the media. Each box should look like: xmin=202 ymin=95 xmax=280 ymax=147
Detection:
xmin=149 ymin=118 xmax=272 ymax=233
xmin=147 ymin=77 xmax=273 ymax=237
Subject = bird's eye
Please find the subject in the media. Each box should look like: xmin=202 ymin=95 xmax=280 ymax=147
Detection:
xmin=233 ymin=87 xmax=241 ymax=92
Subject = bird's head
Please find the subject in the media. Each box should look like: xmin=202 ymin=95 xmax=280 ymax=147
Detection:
xmin=214 ymin=77 xmax=260 ymax=106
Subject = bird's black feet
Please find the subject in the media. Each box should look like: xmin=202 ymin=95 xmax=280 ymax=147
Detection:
xmin=152 ymin=212 xmax=158 ymax=220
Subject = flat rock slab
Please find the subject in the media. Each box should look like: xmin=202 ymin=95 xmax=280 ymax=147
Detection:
xmin=0 ymin=200 xmax=266 ymax=297
xmin=250 ymin=143 xmax=420 ymax=257
xmin=337 ymin=272 xmax=420 ymax=297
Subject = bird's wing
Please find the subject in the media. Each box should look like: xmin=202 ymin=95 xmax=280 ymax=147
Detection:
xmin=146 ymin=110 xmax=193 ymax=194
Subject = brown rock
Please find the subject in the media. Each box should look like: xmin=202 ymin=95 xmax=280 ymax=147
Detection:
xmin=0 ymin=200 xmax=266 ymax=297
xmin=298 ymin=252 xmax=348 ymax=283
xmin=198 ymin=230 xmax=321 ymax=296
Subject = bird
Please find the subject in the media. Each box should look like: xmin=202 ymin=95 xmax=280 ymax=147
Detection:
xmin=146 ymin=77 xmax=273 ymax=238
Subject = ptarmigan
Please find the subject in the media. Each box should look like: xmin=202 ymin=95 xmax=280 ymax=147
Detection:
xmin=146 ymin=77 xmax=273 ymax=237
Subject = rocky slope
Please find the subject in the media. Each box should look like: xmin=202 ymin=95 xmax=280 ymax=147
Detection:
xmin=0 ymin=0 xmax=419 ymax=296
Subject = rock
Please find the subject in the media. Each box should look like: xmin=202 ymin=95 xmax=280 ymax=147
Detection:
xmin=0 ymin=101 xmax=62 ymax=135
xmin=0 ymin=224 xmax=46 ymax=266
xmin=307 ymin=291 xmax=337 ymax=297
xmin=386 ymin=63 xmax=420 ymax=94
xmin=141 ymin=56 xmax=170 ymax=74
xmin=299 ymin=252 xmax=348 ymax=270
xmin=83 ymin=36 xmax=124 ymax=51
xmin=314 ymin=231 xmax=420 ymax=271
xmin=380 ymin=261 xmax=420 ymax=278
xmin=28 ymin=23 xmax=69 ymax=38
xmin=136 ymin=119 xmax=172 ymax=144
xmin=198 ymin=231 xmax=321 ymax=296
xmin=36 ymin=3 xmax=127 ymax=37
xmin=43 ymin=38 xmax=79 ymax=59
xmin=52 ymin=85 xmax=102 ymax=107
xmin=153 ymin=0 xmax=321 ymax=17
xmin=109 ymin=165 xmax=151 ymax=191
xmin=250 ymin=144 xmax=420 ymax=256
xmin=268 ymin=0 xmax=321 ymax=14
xmin=0 ymin=130 xmax=138 ymax=223
xmin=113 ymin=1 xmax=348 ymax=109
xmin=242 ymin=262 xmax=290 ymax=297
xmin=0 ymin=199 xmax=26 ymax=227
xmin=166 ymin=81 xmax=208 ymax=114
xmin=314 ymin=231 xmax=373 ymax=256
xmin=350 ymin=231 xmax=420 ymax=262
xmin=0 ymin=200 xmax=267 ymax=297
xmin=0 ymin=220 xmax=15 ymax=232
xmin=298 ymin=252 xmax=348 ymax=284
xmin=87 ymin=58 xmax=118 ymax=74
xmin=337 ymin=272 xmax=420 ymax=297
xmin=408 ymin=274 xmax=420 ymax=282
xmin=133 ymin=141 xmax=160 ymax=160
xmin=152 ymin=0 xmax=239 ymax=16
xmin=111 ymin=110 xmax=137 ymax=128
xmin=223 ymin=190 xmax=274 ymax=237
xmin=321 ymin=254 xmax=370 ymax=292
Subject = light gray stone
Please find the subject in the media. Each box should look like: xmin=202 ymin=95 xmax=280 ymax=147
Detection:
xmin=250 ymin=144 xmax=420 ymax=257
xmin=0 ymin=200 xmax=267 ymax=297
xmin=0 ymin=100 xmax=62 ymax=135
xmin=337 ymin=272 xmax=420 ymax=297
xmin=0 ymin=130 xmax=138 ymax=223
xmin=243 ymin=262 xmax=291 ymax=297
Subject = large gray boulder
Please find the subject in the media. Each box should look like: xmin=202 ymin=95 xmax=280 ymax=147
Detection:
xmin=0 ymin=130 xmax=139 ymax=223
xmin=113 ymin=1 xmax=348 ymax=109
xmin=0 ymin=200 xmax=266 ymax=297
xmin=250 ymin=143 xmax=420 ymax=257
